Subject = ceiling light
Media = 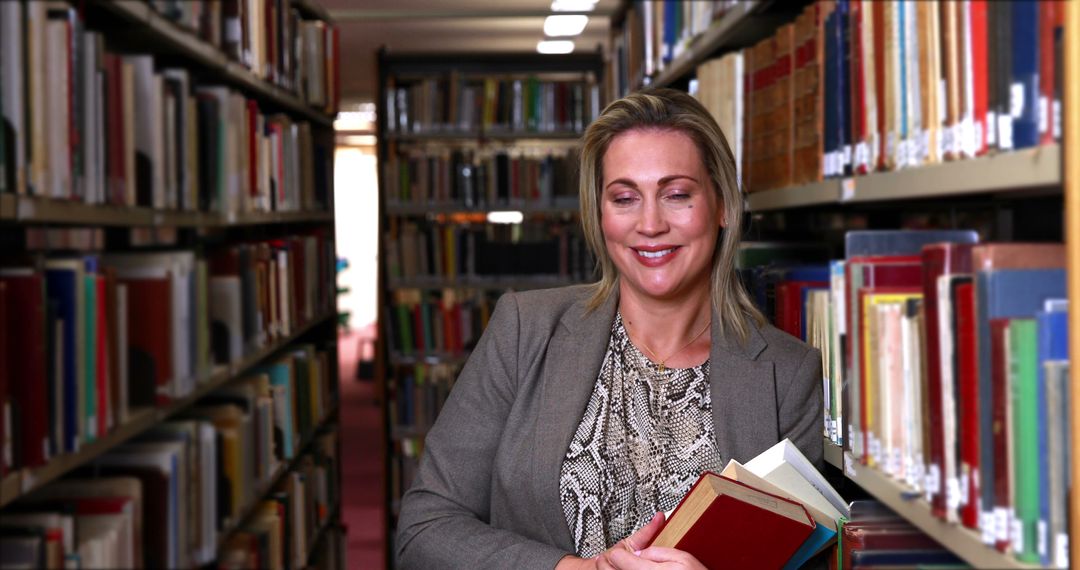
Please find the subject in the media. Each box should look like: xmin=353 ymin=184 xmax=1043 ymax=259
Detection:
xmin=537 ymin=40 xmax=574 ymax=54
xmin=551 ymin=0 xmax=597 ymax=12
xmin=486 ymin=211 xmax=524 ymax=224
xmin=544 ymin=14 xmax=588 ymax=37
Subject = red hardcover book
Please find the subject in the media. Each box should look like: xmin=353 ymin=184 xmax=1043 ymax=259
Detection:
xmin=0 ymin=272 xmax=49 ymax=468
xmin=920 ymin=243 xmax=973 ymax=520
xmin=105 ymin=53 xmax=126 ymax=204
xmin=989 ymin=317 xmax=1012 ymax=552
xmin=247 ymin=100 xmax=259 ymax=198
xmin=970 ymin=0 xmax=989 ymax=156
xmin=95 ymin=274 xmax=109 ymax=437
xmin=650 ymin=472 xmax=816 ymax=570
xmin=953 ymin=280 xmax=980 ymax=530
xmin=849 ymin=0 xmax=868 ymax=174
xmin=1038 ymin=1 xmax=1056 ymax=145
xmin=842 ymin=524 xmax=944 ymax=570
xmin=775 ymin=280 xmax=827 ymax=340
xmin=122 ymin=277 xmax=172 ymax=407
xmin=872 ymin=1 xmax=887 ymax=171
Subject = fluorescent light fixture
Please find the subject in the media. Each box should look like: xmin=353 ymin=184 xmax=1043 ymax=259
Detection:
xmin=551 ymin=0 xmax=597 ymax=11
xmin=486 ymin=211 xmax=524 ymax=224
xmin=537 ymin=40 xmax=575 ymax=54
xmin=544 ymin=14 xmax=588 ymax=36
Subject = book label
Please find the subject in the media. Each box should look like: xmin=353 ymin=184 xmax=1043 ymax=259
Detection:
xmin=980 ymin=511 xmax=995 ymax=545
xmin=998 ymin=115 xmax=1014 ymax=150
xmin=1037 ymin=520 xmax=1048 ymax=557
xmin=1011 ymin=517 xmax=1023 ymax=553
xmin=946 ymin=477 xmax=961 ymax=511
xmin=1010 ymin=83 xmax=1024 ymax=118
xmin=1053 ymin=101 xmax=1062 ymax=140
xmin=1055 ymin=533 xmax=1069 ymax=568
xmin=995 ymin=507 xmax=1010 ymax=542
xmin=844 ymin=452 xmax=857 ymax=479
xmin=1039 ymin=96 xmax=1049 ymax=134
xmin=987 ymin=112 xmax=997 ymax=146
xmin=959 ymin=469 xmax=969 ymax=506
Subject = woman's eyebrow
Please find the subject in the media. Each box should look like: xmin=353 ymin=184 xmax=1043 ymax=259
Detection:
xmin=604 ymin=174 xmax=699 ymax=190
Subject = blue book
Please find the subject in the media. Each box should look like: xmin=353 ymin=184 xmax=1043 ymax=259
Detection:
xmin=662 ymin=0 xmax=677 ymax=65
xmin=1011 ymin=0 xmax=1041 ymax=148
xmin=1035 ymin=298 xmax=1067 ymax=565
xmin=44 ymin=263 xmax=82 ymax=453
xmin=823 ymin=5 xmax=838 ymax=177
xmin=844 ymin=229 xmax=979 ymax=258
xmin=976 ymin=267 xmax=1065 ymax=530
xmin=838 ymin=0 xmax=851 ymax=175
xmin=783 ymin=522 xmax=836 ymax=570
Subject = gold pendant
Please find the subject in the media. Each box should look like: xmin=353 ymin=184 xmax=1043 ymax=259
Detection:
xmin=657 ymin=363 xmax=665 ymax=374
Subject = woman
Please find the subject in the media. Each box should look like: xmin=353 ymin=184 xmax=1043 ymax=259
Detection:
xmin=396 ymin=88 xmax=824 ymax=569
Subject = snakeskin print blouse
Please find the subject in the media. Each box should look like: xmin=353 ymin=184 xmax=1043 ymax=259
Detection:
xmin=559 ymin=312 xmax=723 ymax=557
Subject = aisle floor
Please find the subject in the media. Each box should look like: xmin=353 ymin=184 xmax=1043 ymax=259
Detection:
xmin=338 ymin=329 xmax=386 ymax=569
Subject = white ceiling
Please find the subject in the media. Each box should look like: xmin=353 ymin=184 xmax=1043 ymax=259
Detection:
xmin=323 ymin=0 xmax=617 ymax=106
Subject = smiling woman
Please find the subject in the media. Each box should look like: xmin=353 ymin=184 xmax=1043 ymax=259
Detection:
xmin=395 ymin=88 xmax=825 ymax=570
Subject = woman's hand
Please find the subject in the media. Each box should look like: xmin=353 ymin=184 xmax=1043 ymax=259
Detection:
xmin=557 ymin=513 xmax=706 ymax=570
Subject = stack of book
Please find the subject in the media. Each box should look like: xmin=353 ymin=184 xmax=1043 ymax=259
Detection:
xmin=0 ymin=344 xmax=336 ymax=569
xmin=0 ymin=1 xmax=336 ymax=214
xmin=385 ymin=221 xmax=593 ymax=285
xmin=384 ymin=73 xmax=600 ymax=136
xmin=383 ymin=145 xmax=580 ymax=210
xmin=836 ymin=500 xmax=964 ymax=569
xmin=385 ymin=288 xmax=497 ymax=359
xmin=742 ymin=230 xmax=1071 ymax=568
xmin=687 ymin=0 xmax=1065 ymax=193
xmin=0 ymin=232 xmax=335 ymax=478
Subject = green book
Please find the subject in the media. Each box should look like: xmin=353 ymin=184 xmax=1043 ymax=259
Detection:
xmin=1008 ymin=318 xmax=1038 ymax=562
xmin=83 ymin=273 xmax=97 ymax=443
xmin=420 ymin=299 xmax=434 ymax=353
xmin=195 ymin=259 xmax=209 ymax=378
xmin=396 ymin=303 xmax=412 ymax=355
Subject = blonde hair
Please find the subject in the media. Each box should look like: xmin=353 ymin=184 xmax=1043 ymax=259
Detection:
xmin=578 ymin=87 xmax=765 ymax=343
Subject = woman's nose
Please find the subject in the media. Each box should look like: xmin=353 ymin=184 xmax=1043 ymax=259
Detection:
xmin=636 ymin=198 xmax=668 ymax=236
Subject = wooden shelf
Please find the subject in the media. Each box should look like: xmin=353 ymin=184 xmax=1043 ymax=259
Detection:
xmin=649 ymin=1 xmax=761 ymax=89
xmin=292 ymin=0 xmax=332 ymax=22
xmin=841 ymin=450 xmax=1040 ymax=569
xmin=823 ymin=438 xmax=842 ymax=470
xmin=0 ymin=311 xmax=335 ymax=508
xmin=95 ymin=0 xmax=334 ymax=127
xmin=215 ymin=408 xmax=339 ymax=553
xmin=386 ymin=202 xmax=579 ymax=216
xmin=0 ymin=194 xmax=332 ymax=227
xmin=388 ymin=276 xmax=580 ymax=291
xmin=745 ymin=145 xmax=1062 ymax=211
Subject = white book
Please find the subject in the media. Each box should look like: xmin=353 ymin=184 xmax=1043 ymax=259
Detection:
xmin=743 ymin=438 xmax=850 ymax=520
xmin=45 ymin=18 xmax=71 ymax=199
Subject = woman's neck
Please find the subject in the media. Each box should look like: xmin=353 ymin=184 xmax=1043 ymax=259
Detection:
xmin=617 ymin=281 xmax=713 ymax=368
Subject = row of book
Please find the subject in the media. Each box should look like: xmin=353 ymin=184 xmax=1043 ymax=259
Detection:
xmin=385 ymin=221 xmax=596 ymax=284
xmin=389 ymin=363 xmax=459 ymax=439
xmin=744 ymin=231 xmax=1072 ymax=568
xmin=832 ymin=500 xmax=966 ymax=569
xmin=0 ymin=362 xmax=337 ymax=569
xmin=385 ymin=289 xmax=497 ymax=358
xmin=607 ymin=1 xmax=743 ymax=97
xmin=0 ymin=231 xmax=336 ymax=476
xmin=690 ymin=0 xmax=1065 ymax=194
xmin=0 ymin=1 xmax=336 ymax=215
xmin=132 ymin=0 xmax=339 ymax=114
xmin=384 ymin=74 xmax=601 ymax=136
xmin=382 ymin=146 xmax=581 ymax=210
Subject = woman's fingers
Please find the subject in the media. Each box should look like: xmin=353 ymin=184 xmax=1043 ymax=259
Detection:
xmin=624 ymin=512 xmax=666 ymax=552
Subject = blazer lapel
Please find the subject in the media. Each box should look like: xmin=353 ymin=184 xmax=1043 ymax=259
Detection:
xmin=709 ymin=310 xmax=779 ymax=464
xmin=532 ymin=291 xmax=617 ymax=551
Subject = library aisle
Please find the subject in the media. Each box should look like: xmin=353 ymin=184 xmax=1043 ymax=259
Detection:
xmin=336 ymin=328 xmax=386 ymax=569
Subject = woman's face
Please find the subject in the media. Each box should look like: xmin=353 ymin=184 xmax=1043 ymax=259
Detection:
xmin=600 ymin=128 xmax=724 ymax=303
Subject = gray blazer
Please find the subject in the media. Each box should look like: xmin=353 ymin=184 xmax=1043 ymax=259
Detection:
xmin=396 ymin=285 xmax=824 ymax=569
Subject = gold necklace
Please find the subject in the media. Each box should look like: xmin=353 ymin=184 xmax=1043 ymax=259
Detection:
xmin=635 ymin=319 xmax=711 ymax=373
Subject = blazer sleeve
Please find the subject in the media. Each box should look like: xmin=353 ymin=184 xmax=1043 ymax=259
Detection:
xmin=396 ymin=292 xmax=570 ymax=569
xmin=778 ymin=345 xmax=825 ymax=472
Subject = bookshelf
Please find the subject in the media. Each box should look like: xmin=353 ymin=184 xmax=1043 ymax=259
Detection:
xmin=609 ymin=1 xmax=1077 ymax=569
xmin=375 ymin=49 xmax=603 ymax=561
xmin=0 ymin=0 xmax=343 ymax=567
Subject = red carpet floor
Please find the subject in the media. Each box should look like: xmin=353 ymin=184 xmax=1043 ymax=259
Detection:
xmin=338 ymin=329 xmax=387 ymax=569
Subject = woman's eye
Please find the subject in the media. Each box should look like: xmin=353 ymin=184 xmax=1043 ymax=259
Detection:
xmin=612 ymin=195 xmax=636 ymax=205
xmin=667 ymin=192 xmax=690 ymax=201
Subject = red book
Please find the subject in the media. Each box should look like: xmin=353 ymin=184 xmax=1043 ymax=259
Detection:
xmin=651 ymin=472 xmax=816 ymax=569
xmin=0 ymin=272 xmax=49 ymax=468
xmin=849 ymin=0 xmax=868 ymax=174
xmin=775 ymin=280 xmax=827 ymax=340
xmin=122 ymin=277 xmax=172 ymax=407
xmin=1039 ymin=1 xmax=1056 ymax=145
xmin=989 ymin=317 xmax=1012 ymax=552
xmin=970 ymin=1 xmax=989 ymax=155
xmin=872 ymin=1 xmax=887 ymax=170
xmin=920 ymin=243 xmax=973 ymax=520
xmin=954 ymin=280 xmax=980 ymax=530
